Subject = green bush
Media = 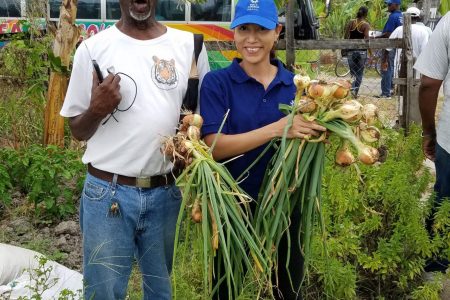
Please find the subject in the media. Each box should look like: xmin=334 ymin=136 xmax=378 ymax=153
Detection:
xmin=304 ymin=126 xmax=448 ymax=299
xmin=0 ymin=145 xmax=85 ymax=219
xmin=0 ymin=19 xmax=52 ymax=147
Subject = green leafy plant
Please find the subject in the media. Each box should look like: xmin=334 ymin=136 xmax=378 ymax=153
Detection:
xmin=411 ymin=272 xmax=448 ymax=300
xmin=0 ymin=145 xmax=85 ymax=219
xmin=315 ymin=0 xmax=415 ymax=38
xmin=0 ymin=163 xmax=13 ymax=206
xmin=0 ymin=20 xmax=52 ymax=148
xmin=440 ymin=0 xmax=449 ymax=15
xmin=303 ymin=125 xmax=449 ymax=299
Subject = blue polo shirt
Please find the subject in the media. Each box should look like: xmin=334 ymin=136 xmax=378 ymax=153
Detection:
xmin=200 ymin=58 xmax=295 ymax=200
xmin=383 ymin=10 xmax=403 ymax=34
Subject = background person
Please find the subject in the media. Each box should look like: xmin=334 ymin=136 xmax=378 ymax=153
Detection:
xmin=414 ymin=11 xmax=450 ymax=273
xmin=60 ymin=0 xmax=209 ymax=298
xmin=200 ymin=1 xmax=326 ymax=299
xmin=344 ymin=6 xmax=370 ymax=98
xmin=376 ymin=0 xmax=403 ymax=99
xmin=389 ymin=6 xmax=430 ymax=79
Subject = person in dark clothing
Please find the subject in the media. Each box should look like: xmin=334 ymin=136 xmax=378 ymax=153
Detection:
xmin=376 ymin=0 xmax=403 ymax=98
xmin=344 ymin=6 xmax=370 ymax=98
xmin=200 ymin=1 xmax=326 ymax=299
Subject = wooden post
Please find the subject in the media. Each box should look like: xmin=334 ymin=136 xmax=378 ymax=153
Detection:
xmin=43 ymin=0 xmax=81 ymax=147
xmin=402 ymin=14 xmax=422 ymax=133
xmin=285 ymin=0 xmax=295 ymax=71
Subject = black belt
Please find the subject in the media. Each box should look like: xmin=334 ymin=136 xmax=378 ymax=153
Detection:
xmin=87 ymin=164 xmax=175 ymax=188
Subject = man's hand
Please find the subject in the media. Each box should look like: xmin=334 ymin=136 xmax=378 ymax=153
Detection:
xmin=422 ymin=136 xmax=436 ymax=161
xmin=68 ymin=71 xmax=122 ymax=141
xmin=89 ymin=71 xmax=122 ymax=118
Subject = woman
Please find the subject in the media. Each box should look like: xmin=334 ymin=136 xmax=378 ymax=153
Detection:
xmin=344 ymin=6 xmax=370 ymax=98
xmin=200 ymin=0 xmax=326 ymax=299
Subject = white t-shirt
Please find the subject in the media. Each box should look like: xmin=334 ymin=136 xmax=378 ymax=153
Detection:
xmin=61 ymin=25 xmax=209 ymax=176
xmin=390 ymin=23 xmax=430 ymax=78
xmin=414 ymin=12 xmax=450 ymax=154
xmin=416 ymin=22 xmax=433 ymax=37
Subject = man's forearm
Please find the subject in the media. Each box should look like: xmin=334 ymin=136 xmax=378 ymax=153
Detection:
xmin=69 ymin=110 xmax=105 ymax=141
xmin=418 ymin=84 xmax=439 ymax=135
xmin=377 ymin=32 xmax=390 ymax=38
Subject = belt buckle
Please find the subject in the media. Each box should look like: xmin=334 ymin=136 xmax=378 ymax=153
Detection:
xmin=136 ymin=176 xmax=151 ymax=188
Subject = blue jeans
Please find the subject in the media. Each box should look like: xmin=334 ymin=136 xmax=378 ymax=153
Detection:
xmin=425 ymin=143 xmax=450 ymax=272
xmin=80 ymin=173 xmax=182 ymax=299
xmin=434 ymin=143 xmax=450 ymax=201
xmin=380 ymin=50 xmax=395 ymax=97
xmin=348 ymin=50 xmax=367 ymax=97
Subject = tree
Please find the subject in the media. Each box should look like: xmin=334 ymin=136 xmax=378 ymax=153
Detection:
xmin=43 ymin=0 xmax=81 ymax=147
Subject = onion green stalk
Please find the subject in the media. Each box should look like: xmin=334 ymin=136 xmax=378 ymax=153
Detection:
xmin=254 ymin=76 xmax=381 ymax=295
xmin=172 ymin=138 xmax=270 ymax=300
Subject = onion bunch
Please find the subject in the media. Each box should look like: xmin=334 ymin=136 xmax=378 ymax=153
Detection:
xmin=254 ymin=74 xmax=383 ymax=293
xmin=164 ymin=114 xmax=269 ymax=299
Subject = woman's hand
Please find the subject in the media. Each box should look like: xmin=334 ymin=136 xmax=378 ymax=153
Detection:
xmin=274 ymin=115 xmax=326 ymax=139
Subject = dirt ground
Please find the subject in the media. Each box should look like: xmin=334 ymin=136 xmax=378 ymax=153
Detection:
xmin=0 ymin=191 xmax=82 ymax=272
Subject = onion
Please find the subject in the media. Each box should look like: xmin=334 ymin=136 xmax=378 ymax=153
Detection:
xmin=182 ymin=113 xmax=204 ymax=129
xmin=335 ymin=142 xmax=355 ymax=166
xmin=307 ymin=80 xmax=332 ymax=99
xmin=361 ymin=104 xmax=378 ymax=125
xmin=191 ymin=199 xmax=202 ymax=223
xmin=331 ymin=79 xmax=351 ymax=99
xmin=360 ymin=126 xmax=381 ymax=143
xmin=293 ymin=74 xmax=311 ymax=91
xmin=358 ymin=145 xmax=379 ymax=165
xmin=187 ymin=125 xmax=201 ymax=141
xmin=321 ymin=100 xmax=362 ymax=122
xmin=296 ymin=97 xmax=317 ymax=113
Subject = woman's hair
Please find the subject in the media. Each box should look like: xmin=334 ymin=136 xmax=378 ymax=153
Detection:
xmin=270 ymin=50 xmax=276 ymax=60
xmin=356 ymin=6 xmax=368 ymax=19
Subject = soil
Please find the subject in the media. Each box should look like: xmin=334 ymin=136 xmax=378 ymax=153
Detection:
xmin=0 ymin=189 xmax=83 ymax=272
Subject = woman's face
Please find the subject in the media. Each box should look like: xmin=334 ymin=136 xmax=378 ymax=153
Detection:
xmin=234 ymin=24 xmax=282 ymax=65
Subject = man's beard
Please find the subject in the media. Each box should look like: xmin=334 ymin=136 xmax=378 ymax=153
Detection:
xmin=129 ymin=4 xmax=152 ymax=22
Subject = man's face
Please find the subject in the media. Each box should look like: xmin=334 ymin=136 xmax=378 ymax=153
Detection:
xmin=387 ymin=3 xmax=398 ymax=12
xmin=119 ymin=0 xmax=155 ymax=22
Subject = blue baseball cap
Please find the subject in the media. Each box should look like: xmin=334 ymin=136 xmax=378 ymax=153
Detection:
xmin=385 ymin=0 xmax=401 ymax=5
xmin=230 ymin=0 xmax=278 ymax=30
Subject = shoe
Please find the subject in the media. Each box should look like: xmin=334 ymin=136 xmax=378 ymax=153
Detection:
xmin=374 ymin=94 xmax=391 ymax=99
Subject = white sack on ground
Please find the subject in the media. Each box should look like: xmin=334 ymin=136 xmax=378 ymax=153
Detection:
xmin=0 ymin=243 xmax=83 ymax=299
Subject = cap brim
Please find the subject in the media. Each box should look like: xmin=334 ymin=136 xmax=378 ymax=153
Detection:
xmin=230 ymin=15 xmax=277 ymax=30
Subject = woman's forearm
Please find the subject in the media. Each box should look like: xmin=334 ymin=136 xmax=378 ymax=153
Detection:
xmin=204 ymin=124 xmax=279 ymax=161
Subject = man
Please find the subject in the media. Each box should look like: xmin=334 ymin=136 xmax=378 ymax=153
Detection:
xmin=416 ymin=10 xmax=433 ymax=37
xmin=376 ymin=0 xmax=403 ymax=99
xmin=389 ymin=7 xmax=430 ymax=79
xmin=60 ymin=0 xmax=209 ymax=298
xmin=414 ymin=11 xmax=450 ymax=273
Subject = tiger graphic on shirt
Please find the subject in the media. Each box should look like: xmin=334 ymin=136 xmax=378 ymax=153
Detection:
xmin=151 ymin=56 xmax=179 ymax=90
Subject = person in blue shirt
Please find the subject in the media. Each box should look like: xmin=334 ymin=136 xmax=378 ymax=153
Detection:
xmin=376 ymin=0 xmax=403 ymax=98
xmin=200 ymin=0 xmax=326 ymax=299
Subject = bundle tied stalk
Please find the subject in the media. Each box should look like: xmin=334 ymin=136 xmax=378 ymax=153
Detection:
xmin=166 ymin=112 xmax=270 ymax=300
xmin=254 ymin=72 xmax=383 ymax=295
